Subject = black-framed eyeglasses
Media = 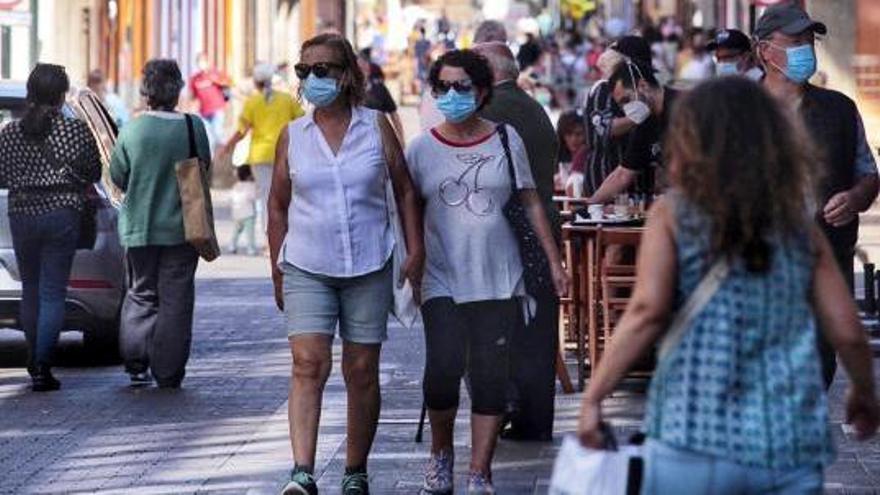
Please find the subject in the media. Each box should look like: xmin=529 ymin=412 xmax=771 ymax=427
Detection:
xmin=432 ymin=79 xmax=474 ymax=96
xmin=294 ymin=62 xmax=343 ymax=80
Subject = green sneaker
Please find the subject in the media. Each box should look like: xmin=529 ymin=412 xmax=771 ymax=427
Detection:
xmin=342 ymin=471 xmax=370 ymax=495
xmin=282 ymin=468 xmax=318 ymax=495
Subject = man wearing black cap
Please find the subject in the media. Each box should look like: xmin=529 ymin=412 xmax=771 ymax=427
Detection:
xmin=755 ymin=3 xmax=879 ymax=386
xmin=576 ymin=35 xmax=653 ymax=195
xmin=707 ymin=29 xmax=762 ymax=79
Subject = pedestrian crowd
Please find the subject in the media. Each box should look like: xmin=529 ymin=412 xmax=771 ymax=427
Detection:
xmin=0 ymin=3 xmax=879 ymax=495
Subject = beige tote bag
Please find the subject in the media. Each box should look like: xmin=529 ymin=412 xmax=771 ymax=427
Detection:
xmin=176 ymin=115 xmax=220 ymax=262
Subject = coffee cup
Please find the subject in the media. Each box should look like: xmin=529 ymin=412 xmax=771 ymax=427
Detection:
xmin=588 ymin=204 xmax=604 ymax=220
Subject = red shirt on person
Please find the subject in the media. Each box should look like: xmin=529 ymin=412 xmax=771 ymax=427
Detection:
xmin=189 ymin=70 xmax=227 ymax=117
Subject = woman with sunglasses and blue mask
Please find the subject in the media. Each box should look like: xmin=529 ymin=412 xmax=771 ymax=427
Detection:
xmin=270 ymin=34 xmax=424 ymax=495
xmin=405 ymin=49 xmax=568 ymax=495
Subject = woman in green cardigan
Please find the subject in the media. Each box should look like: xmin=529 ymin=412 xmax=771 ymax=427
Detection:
xmin=110 ymin=59 xmax=211 ymax=388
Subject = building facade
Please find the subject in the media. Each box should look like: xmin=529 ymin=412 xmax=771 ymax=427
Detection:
xmin=2 ymin=0 xmax=348 ymax=103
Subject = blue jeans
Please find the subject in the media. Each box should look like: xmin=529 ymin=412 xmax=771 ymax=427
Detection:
xmin=203 ymin=110 xmax=225 ymax=154
xmin=642 ymin=439 xmax=823 ymax=495
xmin=10 ymin=208 xmax=80 ymax=368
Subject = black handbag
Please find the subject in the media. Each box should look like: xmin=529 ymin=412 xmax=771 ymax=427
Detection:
xmin=77 ymin=190 xmax=98 ymax=250
xmin=39 ymin=142 xmax=98 ymax=250
xmin=497 ymin=124 xmax=554 ymax=297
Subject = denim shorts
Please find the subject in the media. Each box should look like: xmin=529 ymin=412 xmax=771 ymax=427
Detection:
xmin=642 ymin=439 xmax=823 ymax=495
xmin=281 ymin=261 xmax=392 ymax=344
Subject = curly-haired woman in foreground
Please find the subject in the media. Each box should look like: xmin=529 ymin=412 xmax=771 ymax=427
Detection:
xmin=578 ymin=76 xmax=879 ymax=494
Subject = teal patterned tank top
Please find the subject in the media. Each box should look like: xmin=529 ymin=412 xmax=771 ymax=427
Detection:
xmin=644 ymin=193 xmax=834 ymax=469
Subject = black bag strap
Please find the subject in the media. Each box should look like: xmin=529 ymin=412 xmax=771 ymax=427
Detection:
xmin=496 ymin=123 xmax=517 ymax=193
xmin=184 ymin=114 xmax=198 ymax=159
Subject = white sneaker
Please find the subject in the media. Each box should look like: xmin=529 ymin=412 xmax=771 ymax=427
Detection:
xmin=467 ymin=472 xmax=495 ymax=495
xmin=421 ymin=450 xmax=454 ymax=494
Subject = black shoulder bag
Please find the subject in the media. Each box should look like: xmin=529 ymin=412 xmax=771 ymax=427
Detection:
xmin=497 ymin=124 xmax=554 ymax=297
xmin=39 ymin=141 xmax=98 ymax=250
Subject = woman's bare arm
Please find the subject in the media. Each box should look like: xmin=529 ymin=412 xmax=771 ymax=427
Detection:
xmin=810 ymin=224 xmax=879 ymax=439
xmin=378 ymin=115 xmax=425 ymax=300
xmin=584 ymin=198 xmax=679 ymax=403
xmin=268 ymin=129 xmax=292 ymax=310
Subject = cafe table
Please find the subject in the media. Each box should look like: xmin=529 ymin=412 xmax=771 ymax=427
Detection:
xmin=561 ymin=214 xmax=645 ymax=390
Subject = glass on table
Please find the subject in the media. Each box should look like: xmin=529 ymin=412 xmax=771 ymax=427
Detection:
xmin=613 ymin=194 xmax=630 ymax=217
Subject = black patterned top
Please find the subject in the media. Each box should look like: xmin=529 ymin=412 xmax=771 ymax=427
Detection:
xmin=0 ymin=113 xmax=101 ymax=216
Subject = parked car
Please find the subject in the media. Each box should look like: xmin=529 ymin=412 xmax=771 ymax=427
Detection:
xmin=0 ymin=81 xmax=125 ymax=360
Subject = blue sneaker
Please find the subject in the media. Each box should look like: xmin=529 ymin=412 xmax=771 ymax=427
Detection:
xmin=282 ymin=468 xmax=318 ymax=495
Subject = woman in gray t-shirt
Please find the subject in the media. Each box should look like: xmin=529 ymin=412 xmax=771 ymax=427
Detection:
xmin=406 ymin=49 xmax=568 ymax=495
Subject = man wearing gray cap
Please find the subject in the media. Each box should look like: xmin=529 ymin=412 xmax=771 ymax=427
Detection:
xmin=755 ymin=3 xmax=879 ymax=386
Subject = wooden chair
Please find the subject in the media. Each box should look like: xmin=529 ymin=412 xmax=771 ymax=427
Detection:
xmin=553 ymin=209 xmax=577 ymax=393
xmin=595 ymin=228 xmax=643 ymax=368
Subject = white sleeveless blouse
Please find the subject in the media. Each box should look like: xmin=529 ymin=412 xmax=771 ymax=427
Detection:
xmin=280 ymin=106 xmax=393 ymax=277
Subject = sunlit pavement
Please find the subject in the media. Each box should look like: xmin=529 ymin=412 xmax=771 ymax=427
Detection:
xmin=0 ymin=106 xmax=878 ymax=494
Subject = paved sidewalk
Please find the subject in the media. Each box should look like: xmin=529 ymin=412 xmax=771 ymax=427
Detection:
xmin=0 ymin=278 xmax=292 ymax=495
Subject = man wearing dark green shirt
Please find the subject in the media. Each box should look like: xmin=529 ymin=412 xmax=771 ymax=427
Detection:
xmin=475 ymin=41 xmax=560 ymax=441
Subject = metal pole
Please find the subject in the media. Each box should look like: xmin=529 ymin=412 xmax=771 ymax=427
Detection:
xmin=865 ymin=263 xmax=876 ymax=315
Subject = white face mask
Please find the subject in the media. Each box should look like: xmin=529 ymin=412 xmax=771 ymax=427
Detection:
xmin=623 ymin=100 xmax=651 ymax=124
xmin=745 ymin=66 xmax=764 ymax=81
xmin=620 ymin=62 xmax=652 ymax=124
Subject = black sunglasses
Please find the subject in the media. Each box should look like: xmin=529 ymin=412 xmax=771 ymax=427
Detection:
xmin=294 ymin=62 xmax=343 ymax=80
xmin=432 ymin=80 xmax=474 ymax=96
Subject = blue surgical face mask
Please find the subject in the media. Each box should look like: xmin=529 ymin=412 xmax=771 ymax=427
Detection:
xmin=302 ymin=73 xmax=340 ymax=107
xmin=435 ymin=89 xmax=477 ymax=124
xmin=715 ymin=61 xmax=739 ymax=77
xmin=769 ymin=43 xmax=817 ymax=84
xmin=784 ymin=44 xmax=817 ymax=83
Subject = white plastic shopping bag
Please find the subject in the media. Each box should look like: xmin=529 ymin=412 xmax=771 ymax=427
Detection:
xmin=548 ymin=435 xmax=643 ymax=495
xmin=387 ymin=179 xmax=419 ymax=328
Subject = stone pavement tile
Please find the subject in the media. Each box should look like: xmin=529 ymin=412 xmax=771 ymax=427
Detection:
xmin=0 ymin=279 xmax=292 ymax=495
